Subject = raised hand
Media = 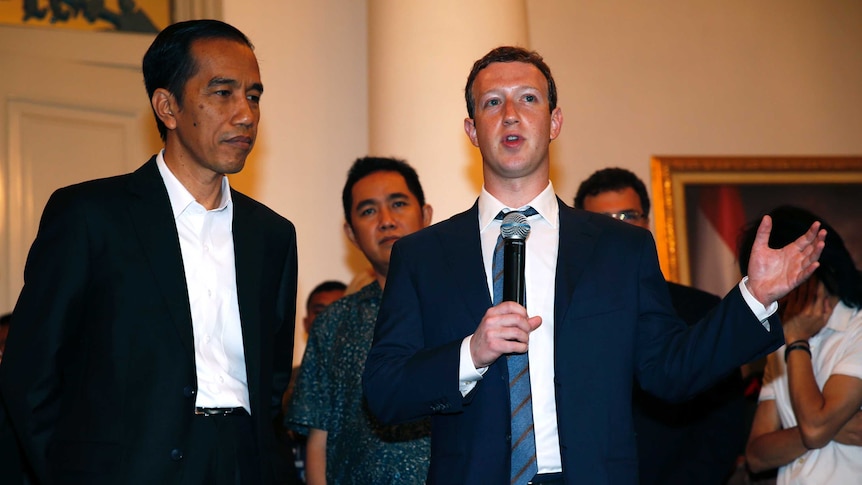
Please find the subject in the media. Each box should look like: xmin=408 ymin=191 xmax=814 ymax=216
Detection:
xmin=746 ymin=215 xmax=826 ymax=306
xmin=470 ymin=302 xmax=542 ymax=369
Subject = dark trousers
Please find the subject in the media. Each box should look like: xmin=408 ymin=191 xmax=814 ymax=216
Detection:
xmin=184 ymin=412 xmax=261 ymax=485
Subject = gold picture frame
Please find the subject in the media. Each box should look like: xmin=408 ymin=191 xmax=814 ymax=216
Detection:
xmin=650 ymin=156 xmax=862 ymax=287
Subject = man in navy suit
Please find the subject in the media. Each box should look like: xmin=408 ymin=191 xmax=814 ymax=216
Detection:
xmin=363 ymin=46 xmax=826 ymax=484
xmin=0 ymin=20 xmax=297 ymax=484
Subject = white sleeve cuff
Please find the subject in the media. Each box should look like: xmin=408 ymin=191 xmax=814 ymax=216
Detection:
xmin=459 ymin=335 xmax=487 ymax=396
xmin=739 ymin=276 xmax=778 ymax=331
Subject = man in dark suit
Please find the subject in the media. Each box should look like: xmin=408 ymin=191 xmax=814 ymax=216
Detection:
xmin=0 ymin=20 xmax=297 ymax=484
xmin=575 ymin=168 xmax=746 ymax=485
xmin=362 ymin=46 xmax=826 ymax=485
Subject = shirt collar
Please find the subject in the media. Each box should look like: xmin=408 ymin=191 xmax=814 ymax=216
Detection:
xmin=156 ymin=149 xmax=232 ymax=219
xmin=478 ymin=181 xmax=559 ymax=231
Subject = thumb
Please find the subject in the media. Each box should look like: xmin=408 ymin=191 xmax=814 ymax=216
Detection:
xmin=752 ymin=215 xmax=773 ymax=253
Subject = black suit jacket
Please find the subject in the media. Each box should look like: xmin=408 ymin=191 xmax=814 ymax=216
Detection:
xmin=363 ymin=200 xmax=782 ymax=485
xmin=0 ymin=158 xmax=297 ymax=484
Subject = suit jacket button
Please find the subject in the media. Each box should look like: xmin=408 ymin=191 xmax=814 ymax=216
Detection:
xmin=170 ymin=448 xmax=184 ymax=461
xmin=183 ymin=386 xmax=196 ymax=397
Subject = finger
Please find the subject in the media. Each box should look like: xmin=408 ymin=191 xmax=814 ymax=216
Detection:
xmin=752 ymin=215 xmax=773 ymax=252
xmin=490 ymin=301 xmax=529 ymax=318
xmin=795 ymin=227 xmax=826 ymax=265
xmin=527 ymin=315 xmax=542 ymax=331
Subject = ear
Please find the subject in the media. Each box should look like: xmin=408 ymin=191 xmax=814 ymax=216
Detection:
xmin=549 ymin=107 xmax=563 ymax=141
xmin=343 ymin=221 xmax=358 ymax=248
xmin=152 ymin=88 xmax=178 ymax=131
xmin=464 ymin=118 xmax=479 ymax=147
xmin=421 ymin=204 xmax=433 ymax=227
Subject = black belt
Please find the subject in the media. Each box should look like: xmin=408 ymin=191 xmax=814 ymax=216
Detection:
xmin=528 ymin=472 xmax=564 ymax=485
xmin=194 ymin=406 xmax=248 ymax=416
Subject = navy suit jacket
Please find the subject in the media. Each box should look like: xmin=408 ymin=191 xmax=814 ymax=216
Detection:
xmin=0 ymin=158 xmax=297 ymax=484
xmin=363 ymin=199 xmax=782 ymax=485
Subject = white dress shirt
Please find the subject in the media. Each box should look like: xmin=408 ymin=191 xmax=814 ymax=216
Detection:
xmin=156 ymin=151 xmax=250 ymax=412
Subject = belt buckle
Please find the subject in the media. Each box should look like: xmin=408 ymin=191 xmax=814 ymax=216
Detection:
xmin=195 ymin=407 xmax=240 ymax=416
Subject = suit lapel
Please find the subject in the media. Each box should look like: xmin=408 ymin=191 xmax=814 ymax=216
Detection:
xmin=436 ymin=203 xmax=494 ymax=330
xmin=231 ymin=192 xmax=263 ymax=394
xmin=126 ymin=157 xmax=195 ymax=354
xmin=555 ymin=200 xmax=601 ymax=326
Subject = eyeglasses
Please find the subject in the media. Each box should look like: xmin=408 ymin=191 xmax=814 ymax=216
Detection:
xmin=601 ymin=210 xmax=646 ymax=223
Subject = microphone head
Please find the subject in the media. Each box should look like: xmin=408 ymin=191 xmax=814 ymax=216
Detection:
xmin=501 ymin=212 xmax=531 ymax=240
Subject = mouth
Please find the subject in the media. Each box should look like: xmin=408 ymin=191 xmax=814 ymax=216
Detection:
xmin=379 ymin=236 xmax=400 ymax=246
xmin=502 ymin=134 xmax=522 ymax=148
xmin=225 ymin=135 xmax=254 ymax=150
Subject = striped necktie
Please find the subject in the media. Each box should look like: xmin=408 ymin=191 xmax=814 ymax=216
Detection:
xmin=492 ymin=207 xmax=538 ymax=485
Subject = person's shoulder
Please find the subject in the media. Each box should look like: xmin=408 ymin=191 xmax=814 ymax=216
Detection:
xmin=231 ymin=189 xmax=296 ymax=235
xmin=310 ymin=286 xmax=377 ymax=337
xmin=46 ymin=171 xmax=139 ymax=214
xmin=561 ymin=203 xmax=652 ymax=245
xmin=396 ymin=205 xmax=477 ymax=248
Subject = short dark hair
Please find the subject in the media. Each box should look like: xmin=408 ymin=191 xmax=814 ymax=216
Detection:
xmin=306 ymin=280 xmax=347 ymax=309
xmin=465 ymin=46 xmax=558 ymax=119
xmin=737 ymin=205 xmax=862 ymax=308
xmin=143 ymin=19 xmax=253 ymax=141
xmin=342 ymin=157 xmax=426 ymax=227
xmin=573 ymin=167 xmax=651 ymax=217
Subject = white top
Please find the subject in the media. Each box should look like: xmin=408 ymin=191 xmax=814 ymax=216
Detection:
xmin=156 ymin=151 xmax=250 ymax=412
xmin=760 ymin=301 xmax=862 ymax=485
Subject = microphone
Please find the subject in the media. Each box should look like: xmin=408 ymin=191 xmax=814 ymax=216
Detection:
xmin=500 ymin=212 xmax=532 ymax=306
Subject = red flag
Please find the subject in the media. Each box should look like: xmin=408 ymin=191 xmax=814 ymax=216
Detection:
xmin=692 ymin=185 xmax=746 ymax=295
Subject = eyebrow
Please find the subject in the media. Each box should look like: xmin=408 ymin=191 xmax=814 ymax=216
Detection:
xmin=354 ymin=192 xmax=411 ymax=212
xmin=208 ymin=77 xmax=264 ymax=93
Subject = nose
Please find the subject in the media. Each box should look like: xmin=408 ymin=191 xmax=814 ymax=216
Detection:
xmin=234 ymin=97 xmax=257 ymax=128
xmin=503 ymin=101 xmax=519 ymax=126
xmin=378 ymin=207 xmax=396 ymax=230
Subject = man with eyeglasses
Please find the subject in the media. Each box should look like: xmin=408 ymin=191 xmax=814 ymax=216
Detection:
xmin=575 ymin=167 xmax=747 ymax=485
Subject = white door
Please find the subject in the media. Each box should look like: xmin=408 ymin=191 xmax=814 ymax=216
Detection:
xmin=0 ymin=25 xmax=163 ymax=312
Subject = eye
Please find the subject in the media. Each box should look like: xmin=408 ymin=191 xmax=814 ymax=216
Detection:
xmin=392 ymin=200 xmax=408 ymax=208
xmin=215 ymin=89 xmax=231 ymax=97
xmin=247 ymin=93 xmax=261 ymax=103
xmin=359 ymin=207 xmax=376 ymax=217
xmin=524 ymin=94 xmax=536 ymax=102
xmin=485 ymin=98 xmax=501 ymax=108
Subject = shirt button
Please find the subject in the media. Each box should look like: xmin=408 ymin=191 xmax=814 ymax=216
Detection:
xmin=219 ymin=376 xmax=225 ymax=383
xmin=170 ymin=448 xmax=184 ymax=461
xmin=183 ymin=386 xmax=196 ymax=398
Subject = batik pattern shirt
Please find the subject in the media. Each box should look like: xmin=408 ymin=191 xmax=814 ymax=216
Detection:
xmin=286 ymin=282 xmax=430 ymax=484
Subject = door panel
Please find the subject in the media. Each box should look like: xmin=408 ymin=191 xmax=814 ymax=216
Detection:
xmin=0 ymin=26 xmax=162 ymax=311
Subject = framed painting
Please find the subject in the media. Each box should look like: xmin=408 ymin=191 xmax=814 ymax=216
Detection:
xmin=650 ymin=156 xmax=862 ymax=296
xmin=0 ymin=0 xmax=172 ymax=33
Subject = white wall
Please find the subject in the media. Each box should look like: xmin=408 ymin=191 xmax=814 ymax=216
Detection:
xmin=527 ymin=0 xmax=862 ymax=210
xmin=221 ymin=0 xmax=370 ymax=362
